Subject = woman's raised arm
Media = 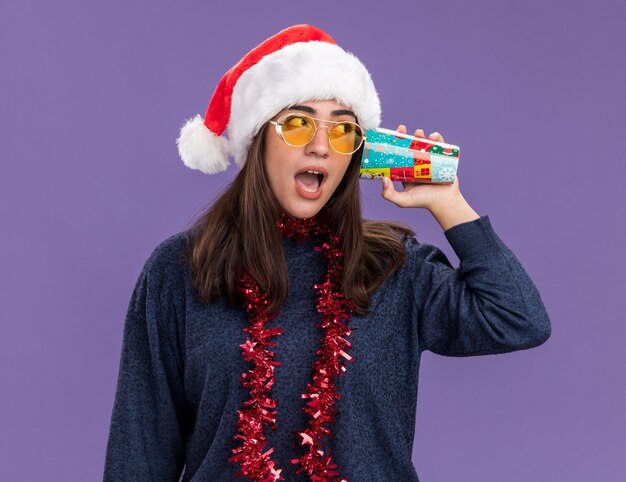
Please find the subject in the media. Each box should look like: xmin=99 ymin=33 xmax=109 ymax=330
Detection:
xmin=408 ymin=215 xmax=552 ymax=356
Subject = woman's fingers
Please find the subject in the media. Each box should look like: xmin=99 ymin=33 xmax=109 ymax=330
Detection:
xmin=429 ymin=131 xmax=444 ymax=142
xmin=399 ymin=125 xmax=445 ymax=143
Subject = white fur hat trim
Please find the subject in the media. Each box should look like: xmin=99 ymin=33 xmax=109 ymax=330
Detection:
xmin=176 ymin=115 xmax=229 ymax=175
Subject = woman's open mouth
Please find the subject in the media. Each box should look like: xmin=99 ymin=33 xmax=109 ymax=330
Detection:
xmin=294 ymin=167 xmax=327 ymax=200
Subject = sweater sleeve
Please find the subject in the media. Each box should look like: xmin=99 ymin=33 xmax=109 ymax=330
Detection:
xmin=410 ymin=215 xmax=551 ymax=357
xmin=104 ymin=239 xmax=190 ymax=481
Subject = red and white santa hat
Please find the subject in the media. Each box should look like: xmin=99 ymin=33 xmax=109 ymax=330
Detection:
xmin=176 ymin=24 xmax=381 ymax=174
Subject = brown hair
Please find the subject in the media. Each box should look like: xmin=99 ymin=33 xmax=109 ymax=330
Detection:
xmin=183 ymin=123 xmax=414 ymax=316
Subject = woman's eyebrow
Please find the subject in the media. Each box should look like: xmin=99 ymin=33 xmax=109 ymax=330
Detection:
xmin=286 ymin=104 xmax=357 ymax=118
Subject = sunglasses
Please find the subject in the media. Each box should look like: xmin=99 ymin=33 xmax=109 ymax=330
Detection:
xmin=269 ymin=113 xmax=365 ymax=155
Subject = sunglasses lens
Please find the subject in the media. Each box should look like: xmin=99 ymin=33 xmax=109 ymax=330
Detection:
xmin=329 ymin=122 xmax=364 ymax=154
xmin=280 ymin=115 xmax=316 ymax=146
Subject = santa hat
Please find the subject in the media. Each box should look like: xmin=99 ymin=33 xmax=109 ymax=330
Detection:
xmin=176 ymin=24 xmax=381 ymax=174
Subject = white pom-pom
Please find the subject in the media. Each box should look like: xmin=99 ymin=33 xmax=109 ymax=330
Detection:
xmin=176 ymin=114 xmax=230 ymax=174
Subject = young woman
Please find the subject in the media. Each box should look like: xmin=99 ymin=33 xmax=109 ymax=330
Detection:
xmin=104 ymin=24 xmax=551 ymax=482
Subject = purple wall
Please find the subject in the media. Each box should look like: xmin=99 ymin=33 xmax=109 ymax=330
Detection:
xmin=2 ymin=0 xmax=625 ymax=480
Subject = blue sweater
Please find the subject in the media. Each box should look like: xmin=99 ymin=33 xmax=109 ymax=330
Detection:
xmin=103 ymin=215 xmax=551 ymax=481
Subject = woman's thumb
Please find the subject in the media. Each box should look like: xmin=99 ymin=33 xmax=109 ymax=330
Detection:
xmin=381 ymin=176 xmax=402 ymax=206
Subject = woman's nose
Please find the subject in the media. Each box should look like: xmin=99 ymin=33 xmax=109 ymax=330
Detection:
xmin=304 ymin=125 xmax=331 ymax=157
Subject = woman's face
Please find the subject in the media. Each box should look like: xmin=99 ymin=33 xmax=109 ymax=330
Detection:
xmin=263 ymin=99 xmax=357 ymax=219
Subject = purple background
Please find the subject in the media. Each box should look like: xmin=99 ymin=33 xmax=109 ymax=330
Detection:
xmin=2 ymin=0 xmax=625 ymax=480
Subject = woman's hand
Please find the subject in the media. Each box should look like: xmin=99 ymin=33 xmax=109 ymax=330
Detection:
xmin=380 ymin=124 xmax=463 ymax=211
xmin=380 ymin=124 xmax=481 ymax=230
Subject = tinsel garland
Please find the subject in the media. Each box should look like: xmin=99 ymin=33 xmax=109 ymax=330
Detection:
xmin=228 ymin=211 xmax=355 ymax=482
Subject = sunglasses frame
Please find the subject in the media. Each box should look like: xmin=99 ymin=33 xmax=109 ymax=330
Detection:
xmin=269 ymin=113 xmax=365 ymax=155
